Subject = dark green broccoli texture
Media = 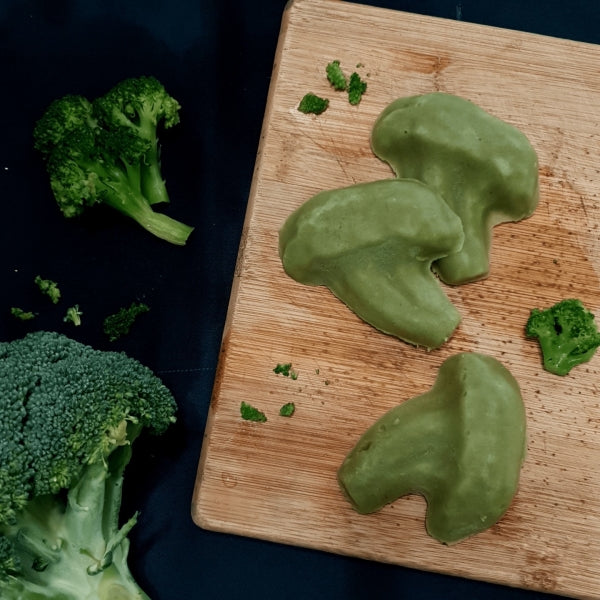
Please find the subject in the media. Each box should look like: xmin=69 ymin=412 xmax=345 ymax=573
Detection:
xmin=526 ymin=298 xmax=600 ymax=375
xmin=297 ymin=93 xmax=329 ymax=115
xmin=103 ymin=302 xmax=150 ymax=342
xmin=0 ymin=331 xmax=176 ymax=599
xmin=33 ymin=76 xmax=193 ymax=246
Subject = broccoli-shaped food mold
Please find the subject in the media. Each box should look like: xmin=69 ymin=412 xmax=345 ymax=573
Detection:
xmin=371 ymin=92 xmax=539 ymax=284
xmin=279 ymin=179 xmax=465 ymax=349
xmin=337 ymin=352 xmax=526 ymax=545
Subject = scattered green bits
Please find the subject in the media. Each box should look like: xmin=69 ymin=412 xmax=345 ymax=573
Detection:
xmin=279 ymin=402 xmax=296 ymax=417
xmin=103 ymin=301 xmax=150 ymax=342
xmin=273 ymin=362 xmax=298 ymax=379
xmin=63 ymin=305 xmax=82 ymax=326
xmin=326 ymin=60 xmax=347 ymax=91
xmin=34 ymin=275 xmax=61 ymax=304
xmin=240 ymin=401 xmax=267 ymax=423
xmin=10 ymin=307 xmax=36 ymax=321
xmin=298 ymin=93 xmax=329 ymax=115
xmin=347 ymin=72 xmax=367 ymax=105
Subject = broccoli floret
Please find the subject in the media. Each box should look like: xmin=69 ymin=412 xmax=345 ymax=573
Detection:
xmin=240 ymin=401 xmax=267 ymax=423
xmin=526 ymin=298 xmax=600 ymax=375
xmin=298 ymin=93 xmax=329 ymax=115
xmin=279 ymin=402 xmax=296 ymax=417
xmin=326 ymin=60 xmax=347 ymax=91
xmin=103 ymin=302 xmax=150 ymax=342
xmin=10 ymin=308 xmax=36 ymax=321
xmin=33 ymin=77 xmax=193 ymax=246
xmin=63 ymin=305 xmax=83 ymax=326
xmin=347 ymin=72 xmax=367 ymax=105
xmin=0 ymin=331 xmax=176 ymax=599
xmin=34 ymin=276 xmax=61 ymax=304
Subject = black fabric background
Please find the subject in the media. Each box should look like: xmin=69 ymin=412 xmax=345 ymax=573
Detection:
xmin=1 ymin=1 xmax=598 ymax=598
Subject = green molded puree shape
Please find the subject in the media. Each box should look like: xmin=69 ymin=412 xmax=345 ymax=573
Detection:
xmin=337 ymin=352 xmax=526 ymax=545
xmin=278 ymin=179 xmax=465 ymax=349
xmin=371 ymin=92 xmax=539 ymax=284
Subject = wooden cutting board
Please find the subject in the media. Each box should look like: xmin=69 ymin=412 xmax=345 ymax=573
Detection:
xmin=192 ymin=1 xmax=600 ymax=596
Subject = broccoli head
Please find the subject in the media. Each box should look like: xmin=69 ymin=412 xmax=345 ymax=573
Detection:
xmin=0 ymin=331 xmax=176 ymax=599
xmin=526 ymin=298 xmax=600 ymax=375
xmin=33 ymin=77 xmax=193 ymax=245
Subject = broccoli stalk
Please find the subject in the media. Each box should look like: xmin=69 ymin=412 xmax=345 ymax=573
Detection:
xmin=526 ymin=298 xmax=600 ymax=375
xmin=33 ymin=77 xmax=193 ymax=245
xmin=0 ymin=331 xmax=177 ymax=599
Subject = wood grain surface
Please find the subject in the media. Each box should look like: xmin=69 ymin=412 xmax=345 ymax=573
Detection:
xmin=192 ymin=1 xmax=600 ymax=596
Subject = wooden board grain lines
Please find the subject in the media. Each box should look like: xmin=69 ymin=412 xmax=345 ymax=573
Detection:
xmin=192 ymin=1 xmax=600 ymax=597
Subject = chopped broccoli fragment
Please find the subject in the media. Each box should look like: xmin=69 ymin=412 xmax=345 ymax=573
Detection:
xmin=279 ymin=402 xmax=296 ymax=417
xmin=63 ymin=304 xmax=82 ymax=326
xmin=103 ymin=301 xmax=150 ymax=342
xmin=240 ymin=401 xmax=267 ymax=423
xmin=10 ymin=307 xmax=36 ymax=321
xmin=298 ymin=93 xmax=329 ymax=115
xmin=34 ymin=275 xmax=61 ymax=304
xmin=326 ymin=60 xmax=347 ymax=91
xmin=0 ymin=331 xmax=176 ymax=599
xmin=526 ymin=298 xmax=600 ymax=375
xmin=347 ymin=72 xmax=367 ymax=105
xmin=273 ymin=363 xmax=298 ymax=379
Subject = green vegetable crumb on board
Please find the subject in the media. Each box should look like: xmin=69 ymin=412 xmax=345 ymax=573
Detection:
xmin=63 ymin=304 xmax=82 ymax=326
xmin=273 ymin=363 xmax=298 ymax=379
xmin=103 ymin=301 xmax=150 ymax=342
xmin=326 ymin=60 xmax=347 ymax=91
xmin=298 ymin=93 xmax=329 ymax=115
xmin=34 ymin=275 xmax=61 ymax=304
xmin=10 ymin=307 xmax=36 ymax=321
xmin=279 ymin=402 xmax=296 ymax=417
xmin=525 ymin=298 xmax=600 ymax=375
xmin=240 ymin=401 xmax=267 ymax=423
xmin=347 ymin=72 xmax=367 ymax=105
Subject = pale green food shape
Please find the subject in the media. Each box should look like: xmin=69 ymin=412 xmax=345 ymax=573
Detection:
xmin=279 ymin=179 xmax=465 ymax=349
xmin=371 ymin=92 xmax=539 ymax=284
xmin=337 ymin=352 xmax=527 ymax=545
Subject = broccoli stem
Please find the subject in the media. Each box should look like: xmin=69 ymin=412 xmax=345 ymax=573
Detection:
xmin=140 ymin=141 xmax=170 ymax=206
xmin=103 ymin=174 xmax=193 ymax=245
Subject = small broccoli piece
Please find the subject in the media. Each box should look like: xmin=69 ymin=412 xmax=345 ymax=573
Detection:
xmin=103 ymin=302 xmax=150 ymax=342
xmin=240 ymin=401 xmax=267 ymax=423
xmin=298 ymin=93 xmax=329 ymax=115
xmin=279 ymin=402 xmax=296 ymax=417
xmin=347 ymin=72 xmax=367 ymax=105
xmin=526 ymin=298 xmax=600 ymax=375
xmin=326 ymin=60 xmax=347 ymax=91
xmin=273 ymin=362 xmax=297 ymax=379
xmin=10 ymin=308 xmax=36 ymax=321
xmin=0 ymin=331 xmax=176 ymax=599
xmin=34 ymin=275 xmax=61 ymax=304
xmin=33 ymin=77 xmax=193 ymax=245
xmin=63 ymin=305 xmax=82 ymax=326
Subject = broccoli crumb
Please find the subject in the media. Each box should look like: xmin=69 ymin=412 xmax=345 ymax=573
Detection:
xmin=326 ymin=60 xmax=347 ymax=91
xmin=279 ymin=402 xmax=296 ymax=417
xmin=298 ymin=93 xmax=329 ymax=115
xmin=347 ymin=72 xmax=367 ymax=105
xmin=103 ymin=301 xmax=150 ymax=342
xmin=34 ymin=275 xmax=61 ymax=304
xmin=240 ymin=401 xmax=267 ymax=423
xmin=10 ymin=307 xmax=36 ymax=321
xmin=274 ymin=362 xmax=298 ymax=379
xmin=63 ymin=305 xmax=82 ymax=326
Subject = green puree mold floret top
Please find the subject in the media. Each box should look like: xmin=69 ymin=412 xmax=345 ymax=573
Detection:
xmin=337 ymin=352 xmax=527 ymax=545
xmin=279 ymin=179 xmax=465 ymax=350
xmin=371 ymin=92 xmax=539 ymax=284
